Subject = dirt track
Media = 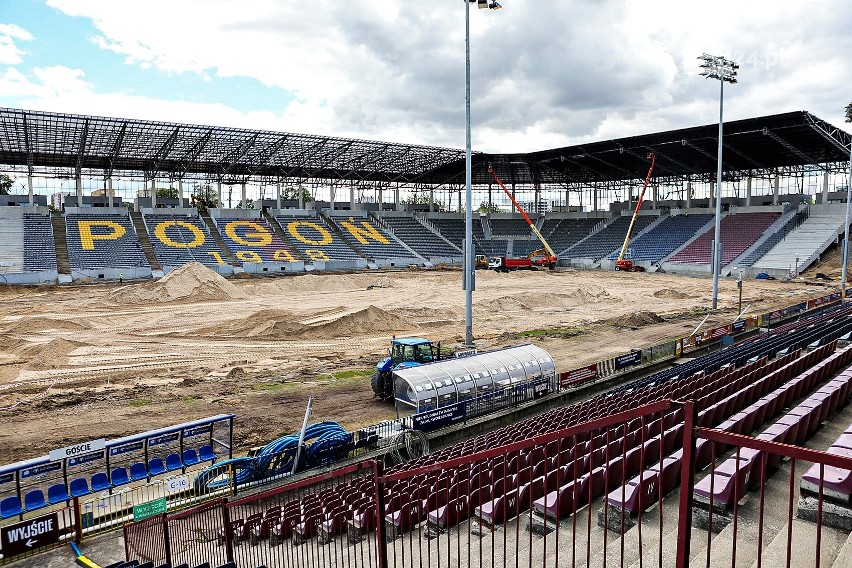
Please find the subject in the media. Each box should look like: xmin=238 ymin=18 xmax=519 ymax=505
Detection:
xmin=0 ymin=261 xmax=840 ymax=463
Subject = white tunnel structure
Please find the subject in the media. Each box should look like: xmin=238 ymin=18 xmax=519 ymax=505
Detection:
xmin=392 ymin=344 xmax=557 ymax=416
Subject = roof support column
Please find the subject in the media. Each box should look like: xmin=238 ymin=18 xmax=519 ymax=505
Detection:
xmin=240 ymin=183 xmax=246 ymax=209
xmin=276 ymin=183 xmax=281 ymax=211
xmin=350 ymin=185 xmax=355 ymax=211
xmin=329 ymin=185 xmax=335 ymax=211
xmin=76 ymin=174 xmax=83 ymax=207
xmin=593 ymin=185 xmax=598 ymax=212
xmin=822 ymin=170 xmax=830 ymax=204
xmin=298 ymin=184 xmax=304 ymax=209
xmin=458 ymin=190 xmax=462 ymax=213
xmin=746 ymin=175 xmax=752 ymax=206
xmin=686 ymin=181 xmax=692 ymax=208
xmin=377 ymin=188 xmax=382 ymax=212
xmin=394 ymin=187 xmax=400 ymax=211
xmin=150 ymin=178 xmax=157 ymax=209
xmin=217 ymin=182 xmax=222 ymax=210
xmin=653 ymin=182 xmax=658 ymax=209
xmin=27 ymin=174 xmax=34 ymax=206
xmin=773 ymin=171 xmax=780 ymax=205
xmin=429 ymin=188 xmax=434 ymax=213
xmin=708 ymin=180 xmax=714 ymax=209
xmin=178 ymin=180 xmax=183 ymax=208
xmin=107 ymin=177 xmax=113 ymax=208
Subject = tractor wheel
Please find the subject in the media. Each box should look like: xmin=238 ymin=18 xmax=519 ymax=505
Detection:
xmin=614 ymin=266 xmax=621 ymax=271
xmin=370 ymin=371 xmax=393 ymax=400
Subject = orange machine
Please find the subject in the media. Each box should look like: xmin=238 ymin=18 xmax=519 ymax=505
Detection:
xmin=615 ymin=153 xmax=657 ymax=272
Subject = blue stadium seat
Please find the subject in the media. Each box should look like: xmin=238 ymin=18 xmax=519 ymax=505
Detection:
xmin=91 ymin=472 xmax=111 ymax=492
xmin=47 ymin=483 xmax=70 ymax=504
xmin=0 ymin=496 xmax=23 ymax=519
xmin=165 ymin=453 xmax=183 ymax=472
xmin=69 ymin=478 xmax=91 ymax=498
xmin=182 ymin=449 xmax=200 ymax=467
xmin=130 ymin=462 xmax=149 ymax=481
xmin=148 ymin=458 xmax=167 ymax=476
xmin=111 ymin=467 xmax=131 ymax=486
xmin=23 ymin=489 xmax=48 ymax=511
xmin=199 ymin=444 xmax=217 ymax=462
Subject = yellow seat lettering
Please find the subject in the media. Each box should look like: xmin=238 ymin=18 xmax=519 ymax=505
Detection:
xmin=225 ymin=221 xmax=272 ymax=247
xmin=273 ymin=250 xmax=297 ymax=262
xmin=287 ymin=220 xmax=332 ymax=246
xmin=305 ymin=249 xmax=330 ymax=261
xmin=207 ymin=251 xmax=226 ymax=265
xmin=154 ymin=221 xmax=205 ymax=248
xmin=339 ymin=218 xmax=389 ymax=245
xmin=236 ymin=250 xmax=263 ymax=263
xmin=77 ymin=220 xmax=126 ymax=250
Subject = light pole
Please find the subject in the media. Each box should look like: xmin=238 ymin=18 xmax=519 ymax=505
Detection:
xmin=464 ymin=0 xmax=501 ymax=347
xmin=699 ymin=53 xmax=738 ymax=310
xmin=841 ymin=102 xmax=852 ymax=298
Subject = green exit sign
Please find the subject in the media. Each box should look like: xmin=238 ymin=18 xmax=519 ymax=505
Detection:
xmin=133 ymin=498 xmax=167 ymax=521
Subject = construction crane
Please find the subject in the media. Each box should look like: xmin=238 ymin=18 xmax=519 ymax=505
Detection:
xmin=615 ymin=153 xmax=657 ymax=272
xmin=487 ymin=164 xmax=558 ymax=269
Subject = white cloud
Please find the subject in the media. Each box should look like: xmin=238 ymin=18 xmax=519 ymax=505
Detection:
xmin=0 ymin=23 xmax=32 ymax=65
xmin=2 ymin=0 xmax=848 ymax=152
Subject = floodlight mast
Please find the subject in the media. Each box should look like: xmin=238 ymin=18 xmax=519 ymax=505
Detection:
xmin=464 ymin=0 xmax=501 ymax=347
xmin=841 ymin=102 xmax=852 ymax=298
xmin=699 ymin=53 xmax=738 ymax=310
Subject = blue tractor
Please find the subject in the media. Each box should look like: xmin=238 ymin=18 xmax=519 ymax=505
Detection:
xmin=372 ymin=337 xmax=443 ymax=400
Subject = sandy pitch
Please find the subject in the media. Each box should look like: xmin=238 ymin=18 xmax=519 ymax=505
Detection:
xmin=0 ymin=262 xmax=836 ymax=462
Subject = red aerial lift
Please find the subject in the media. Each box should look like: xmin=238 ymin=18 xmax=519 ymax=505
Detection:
xmin=615 ymin=153 xmax=657 ymax=272
xmin=487 ymin=165 xmax=558 ymax=269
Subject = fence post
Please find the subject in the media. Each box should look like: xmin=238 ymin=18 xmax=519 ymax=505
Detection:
xmin=675 ymin=400 xmax=697 ymax=568
xmin=222 ymin=502 xmax=234 ymax=563
xmin=73 ymin=497 xmax=82 ymax=543
xmin=373 ymin=460 xmax=389 ymax=568
xmin=162 ymin=513 xmax=172 ymax=567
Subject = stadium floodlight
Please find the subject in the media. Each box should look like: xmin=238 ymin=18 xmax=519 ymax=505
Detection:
xmin=464 ymin=0 xmax=502 ymax=346
xmin=698 ymin=53 xmax=738 ymax=310
xmin=841 ymin=102 xmax=852 ymax=298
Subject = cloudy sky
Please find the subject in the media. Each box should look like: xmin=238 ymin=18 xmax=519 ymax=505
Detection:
xmin=1 ymin=0 xmax=850 ymax=154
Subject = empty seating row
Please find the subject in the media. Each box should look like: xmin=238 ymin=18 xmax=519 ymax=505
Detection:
xmin=23 ymin=213 xmax=57 ymax=270
xmin=65 ymin=213 xmax=149 ymax=269
xmin=565 ymin=215 xmax=657 ymax=260
xmin=801 ymin=419 xmax=852 ymax=507
xmin=144 ymin=213 xmax=226 ymax=269
xmin=605 ymin=214 xmax=713 ymax=263
xmin=379 ymin=215 xmax=459 ymax=258
xmin=539 ymin=218 xmax=600 ymax=253
xmin=274 ymin=214 xmax=362 ymax=261
xmin=668 ymin=211 xmax=779 ymax=265
xmin=0 ymin=446 xmax=216 ymax=519
xmin=607 ymin=342 xmax=849 ymax=519
xmin=324 ymin=215 xmax=418 ymax=261
xmin=213 ymin=217 xmax=301 ymax=265
xmin=695 ymin=348 xmax=852 ymax=510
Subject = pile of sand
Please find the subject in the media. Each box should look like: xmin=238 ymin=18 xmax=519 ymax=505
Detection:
xmin=19 ymin=338 xmax=84 ymax=370
xmin=653 ymin=288 xmax=692 ymax=300
xmin=2 ymin=317 xmax=89 ymax=335
xmin=113 ymin=262 xmax=248 ymax=304
xmin=305 ymin=305 xmax=411 ymax=338
xmin=198 ymin=309 xmax=306 ymax=339
xmin=566 ymin=286 xmax=612 ymax=302
xmin=610 ymin=311 xmax=665 ymax=328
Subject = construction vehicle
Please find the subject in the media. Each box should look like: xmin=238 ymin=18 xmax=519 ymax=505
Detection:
xmin=372 ymin=337 xmax=443 ymax=400
xmin=487 ymin=165 xmax=558 ymax=269
xmin=489 ymin=256 xmax=534 ymax=272
xmin=475 ymin=254 xmax=489 ymax=269
xmin=614 ymin=153 xmax=657 ymax=272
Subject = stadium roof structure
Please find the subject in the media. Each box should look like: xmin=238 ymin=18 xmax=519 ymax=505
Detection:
xmin=0 ymin=107 xmax=849 ymax=190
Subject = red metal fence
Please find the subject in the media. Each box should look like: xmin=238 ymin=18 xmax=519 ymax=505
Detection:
xmin=119 ymin=396 xmax=852 ymax=568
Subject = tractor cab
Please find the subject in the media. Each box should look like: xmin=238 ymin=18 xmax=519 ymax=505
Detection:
xmin=373 ymin=337 xmax=441 ymax=400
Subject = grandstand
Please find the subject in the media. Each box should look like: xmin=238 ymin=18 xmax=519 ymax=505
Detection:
xmin=143 ymin=211 xmax=231 ymax=271
xmin=323 ymin=212 xmax=422 ymax=267
xmin=273 ymin=210 xmax=367 ymax=268
xmin=564 ymin=214 xmax=659 ymax=262
xmin=602 ymin=212 xmax=714 ymax=267
xmin=377 ymin=212 xmax=461 ymax=261
xmin=64 ymin=210 xmax=152 ymax=280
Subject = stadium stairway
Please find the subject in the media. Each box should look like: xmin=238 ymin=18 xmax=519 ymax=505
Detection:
xmin=129 ymin=211 xmax=163 ymax=272
xmin=316 ymin=211 xmax=372 ymax=263
xmin=262 ymin=209 xmax=304 ymax=262
xmin=199 ymin=210 xmax=240 ymax=267
xmin=50 ymin=211 xmax=71 ymax=276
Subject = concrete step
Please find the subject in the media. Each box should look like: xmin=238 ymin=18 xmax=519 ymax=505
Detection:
xmin=830 ymin=529 xmax=852 ymax=568
xmin=129 ymin=211 xmax=162 ymax=271
xmin=50 ymin=212 xmax=70 ymax=274
xmin=748 ymin=518 xmax=848 ymax=568
xmin=199 ymin=211 xmax=240 ymax=266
